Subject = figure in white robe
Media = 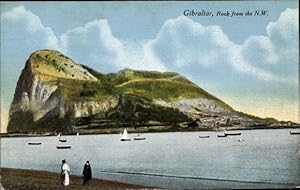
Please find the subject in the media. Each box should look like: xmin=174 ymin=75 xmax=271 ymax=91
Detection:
xmin=60 ymin=160 xmax=70 ymax=186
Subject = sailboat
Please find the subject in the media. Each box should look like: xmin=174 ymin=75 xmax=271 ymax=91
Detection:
xmin=134 ymin=133 xmax=146 ymax=141
xmin=58 ymin=132 xmax=67 ymax=142
xmin=120 ymin=128 xmax=131 ymax=141
xmin=133 ymin=127 xmax=146 ymax=140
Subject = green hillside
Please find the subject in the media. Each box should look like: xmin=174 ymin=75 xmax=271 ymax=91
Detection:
xmin=8 ymin=50 xmax=237 ymax=133
xmin=29 ymin=49 xmax=233 ymax=111
xmin=77 ymin=65 xmax=233 ymax=110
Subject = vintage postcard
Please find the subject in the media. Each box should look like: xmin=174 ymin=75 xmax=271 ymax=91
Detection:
xmin=0 ymin=1 xmax=299 ymax=189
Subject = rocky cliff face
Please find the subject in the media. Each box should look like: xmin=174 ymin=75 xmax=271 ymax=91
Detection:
xmin=8 ymin=50 xmax=102 ymax=132
xmin=9 ymin=50 xmax=268 ymax=133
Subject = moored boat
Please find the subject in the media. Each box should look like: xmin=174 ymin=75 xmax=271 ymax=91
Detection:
xmin=238 ymin=137 xmax=245 ymax=142
xmin=133 ymin=132 xmax=146 ymax=140
xmin=217 ymin=134 xmax=227 ymax=137
xmin=290 ymin=130 xmax=300 ymax=135
xmin=199 ymin=135 xmax=210 ymax=138
xmin=121 ymin=138 xmax=131 ymax=141
xmin=28 ymin=142 xmax=42 ymax=145
xmin=134 ymin=137 xmax=146 ymax=140
xmin=56 ymin=145 xmax=71 ymax=149
xmin=59 ymin=139 xmax=67 ymax=142
xmin=224 ymin=131 xmax=241 ymax=136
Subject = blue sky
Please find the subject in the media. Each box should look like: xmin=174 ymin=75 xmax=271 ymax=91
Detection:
xmin=1 ymin=1 xmax=299 ymax=131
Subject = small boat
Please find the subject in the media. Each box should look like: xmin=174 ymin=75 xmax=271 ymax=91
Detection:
xmin=59 ymin=139 xmax=67 ymax=142
xmin=217 ymin=134 xmax=227 ymax=138
xmin=56 ymin=145 xmax=71 ymax=149
xmin=28 ymin=142 xmax=42 ymax=145
xmin=121 ymin=139 xmax=131 ymax=141
xmin=199 ymin=135 xmax=210 ymax=138
xmin=120 ymin=129 xmax=131 ymax=141
xmin=134 ymin=137 xmax=146 ymax=140
xmin=224 ymin=131 xmax=241 ymax=136
xmin=133 ymin=132 xmax=146 ymax=141
xmin=290 ymin=130 xmax=300 ymax=135
xmin=238 ymin=137 xmax=245 ymax=142
xmin=76 ymin=132 xmax=79 ymax=136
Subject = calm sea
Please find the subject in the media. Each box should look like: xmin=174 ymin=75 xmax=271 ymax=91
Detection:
xmin=1 ymin=129 xmax=300 ymax=189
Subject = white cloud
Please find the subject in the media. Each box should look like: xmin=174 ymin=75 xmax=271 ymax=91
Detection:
xmin=2 ymin=6 xmax=297 ymax=77
xmin=267 ymin=8 xmax=298 ymax=48
xmin=241 ymin=8 xmax=298 ymax=82
xmin=60 ymin=19 xmax=125 ymax=72
xmin=59 ymin=19 xmax=167 ymax=73
xmin=146 ymin=16 xmax=278 ymax=82
xmin=1 ymin=6 xmax=167 ymax=75
xmin=241 ymin=36 xmax=278 ymax=65
xmin=148 ymin=16 xmax=233 ymax=69
xmin=120 ymin=41 xmax=167 ymax=71
xmin=147 ymin=10 xmax=298 ymax=83
xmin=3 ymin=6 xmax=296 ymax=83
xmin=2 ymin=6 xmax=59 ymax=50
xmin=229 ymin=45 xmax=277 ymax=81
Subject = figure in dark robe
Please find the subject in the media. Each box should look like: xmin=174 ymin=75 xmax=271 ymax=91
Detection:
xmin=82 ymin=161 xmax=92 ymax=185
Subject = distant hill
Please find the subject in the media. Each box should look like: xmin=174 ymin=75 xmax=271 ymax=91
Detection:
xmin=7 ymin=50 xmax=296 ymax=134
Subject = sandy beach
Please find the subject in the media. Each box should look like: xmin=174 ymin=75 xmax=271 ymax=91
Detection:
xmin=0 ymin=168 xmax=155 ymax=190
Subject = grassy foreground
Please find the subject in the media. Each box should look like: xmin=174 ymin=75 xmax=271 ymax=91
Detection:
xmin=0 ymin=168 xmax=154 ymax=190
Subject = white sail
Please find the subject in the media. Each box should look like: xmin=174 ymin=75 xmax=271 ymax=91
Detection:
xmin=120 ymin=128 xmax=131 ymax=141
xmin=122 ymin=129 xmax=128 ymax=139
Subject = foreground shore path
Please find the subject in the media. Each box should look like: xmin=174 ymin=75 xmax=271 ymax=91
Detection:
xmin=0 ymin=168 xmax=155 ymax=190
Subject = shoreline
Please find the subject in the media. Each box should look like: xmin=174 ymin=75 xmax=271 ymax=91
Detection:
xmin=0 ymin=126 xmax=299 ymax=138
xmin=0 ymin=167 xmax=154 ymax=190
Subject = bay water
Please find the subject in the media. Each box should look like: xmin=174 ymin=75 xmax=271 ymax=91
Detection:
xmin=1 ymin=129 xmax=299 ymax=189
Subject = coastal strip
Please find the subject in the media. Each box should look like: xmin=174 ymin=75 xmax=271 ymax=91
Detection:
xmin=0 ymin=168 xmax=155 ymax=190
xmin=0 ymin=125 xmax=299 ymax=138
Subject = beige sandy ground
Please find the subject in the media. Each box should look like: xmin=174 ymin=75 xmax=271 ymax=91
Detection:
xmin=0 ymin=168 xmax=156 ymax=190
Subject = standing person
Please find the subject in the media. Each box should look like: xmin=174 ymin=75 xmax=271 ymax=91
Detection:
xmin=81 ymin=161 xmax=92 ymax=185
xmin=60 ymin=160 xmax=70 ymax=186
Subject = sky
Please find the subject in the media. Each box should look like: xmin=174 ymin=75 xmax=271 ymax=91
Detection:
xmin=0 ymin=1 xmax=299 ymax=132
